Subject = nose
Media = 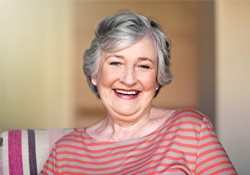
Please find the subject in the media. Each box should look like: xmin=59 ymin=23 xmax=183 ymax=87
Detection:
xmin=120 ymin=67 xmax=137 ymax=86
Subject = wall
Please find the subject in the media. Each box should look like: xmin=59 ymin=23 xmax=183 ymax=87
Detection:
xmin=198 ymin=2 xmax=216 ymax=126
xmin=215 ymin=1 xmax=250 ymax=174
xmin=0 ymin=1 xmax=76 ymax=130
xmin=0 ymin=1 xmax=201 ymax=130
xmin=0 ymin=1 xmax=199 ymax=130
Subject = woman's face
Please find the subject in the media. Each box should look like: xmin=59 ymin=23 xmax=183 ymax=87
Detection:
xmin=91 ymin=37 xmax=158 ymax=125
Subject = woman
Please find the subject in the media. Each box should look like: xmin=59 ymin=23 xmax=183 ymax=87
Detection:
xmin=40 ymin=11 xmax=237 ymax=174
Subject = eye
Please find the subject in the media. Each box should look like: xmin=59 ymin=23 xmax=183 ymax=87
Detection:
xmin=138 ymin=65 xmax=151 ymax=69
xmin=109 ymin=62 xmax=122 ymax=66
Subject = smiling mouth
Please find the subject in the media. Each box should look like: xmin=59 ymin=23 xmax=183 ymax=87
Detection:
xmin=114 ymin=89 xmax=140 ymax=96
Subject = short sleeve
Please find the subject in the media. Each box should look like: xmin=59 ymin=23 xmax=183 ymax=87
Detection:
xmin=39 ymin=146 xmax=58 ymax=175
xmin=196 ymin=116 xmax=237 ymax=175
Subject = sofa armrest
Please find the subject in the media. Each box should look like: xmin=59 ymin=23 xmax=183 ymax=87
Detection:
xmin=0 ymin=129 xmax=73 ymax=175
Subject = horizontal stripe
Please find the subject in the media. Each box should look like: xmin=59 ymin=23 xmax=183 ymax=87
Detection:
xmin=57 ymin=127 xmax=201 ymax=151
xmin=212 ymin=167 xmax=237 ymax=175
xmin=197 ymin=160 xmax=233 ymax=174
xmin=40 ymin=109 xmax=237 ymax=174
xmin=56 ymin=146 xmax=197 ymax=161
xmin=55 ymin=149 xmax=197 ymax=167
xmin=197 ymin=154 xmax=231 ymax=168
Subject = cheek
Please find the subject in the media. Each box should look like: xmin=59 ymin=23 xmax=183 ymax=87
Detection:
xmin=139 ymin=73 xmax=158 ymax=90
xmin=96 ymin=68 xmax=116 ymax=87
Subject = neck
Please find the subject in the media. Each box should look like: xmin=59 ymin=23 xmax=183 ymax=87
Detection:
xmin=86 ymin=107 xmax=171 ymax=142
xmin=108 ymin=113 xmax=150 ymax=130
xmin=103 ymin=110 xmax=151 ymax=141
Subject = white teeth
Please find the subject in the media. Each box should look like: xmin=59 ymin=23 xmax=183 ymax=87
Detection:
xmin=115 ymin=90 xmax=138 ymax=95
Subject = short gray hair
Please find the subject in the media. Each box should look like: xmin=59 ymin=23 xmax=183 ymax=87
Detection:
xmin=83 ymin=11 xmax=172 ymax=97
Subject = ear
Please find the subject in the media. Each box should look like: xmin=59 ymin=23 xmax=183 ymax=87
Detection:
xmin=156 ymin=82 xmax=160 ymax=90
xmin=91 ymin=76 xmax=97 ymax=86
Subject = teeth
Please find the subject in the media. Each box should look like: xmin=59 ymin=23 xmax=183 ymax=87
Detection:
xmin=115 ymin=90 xmax=138 ymax=95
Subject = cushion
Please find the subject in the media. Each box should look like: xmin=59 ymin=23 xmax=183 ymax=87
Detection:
xmin=0 ymin=129 xmax=73 ymax=175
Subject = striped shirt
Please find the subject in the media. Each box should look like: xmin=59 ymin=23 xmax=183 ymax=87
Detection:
xmin=40 ymin=109 xmax=237 ymax=175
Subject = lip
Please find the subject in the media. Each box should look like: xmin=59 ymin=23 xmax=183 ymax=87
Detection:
xmin=113 ymin=89 xmax=140 ymax=100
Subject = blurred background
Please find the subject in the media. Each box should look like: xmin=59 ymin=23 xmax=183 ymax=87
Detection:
xmin=0 ymin=1 xmax=249 ymax=174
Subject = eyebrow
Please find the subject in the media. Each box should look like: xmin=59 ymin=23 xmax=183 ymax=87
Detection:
xmin=106 ymin=54 xmax=124 ymax=60
xmin=106 ymin=54 xmax=155 ymax=63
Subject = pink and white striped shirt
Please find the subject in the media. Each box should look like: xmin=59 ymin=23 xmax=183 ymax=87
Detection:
xmin=40 ymin=109 xmax=237 ymax=175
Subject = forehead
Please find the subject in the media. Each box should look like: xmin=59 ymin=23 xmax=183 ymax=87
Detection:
xmin=102 ymin=37 xmax=157 ymax=62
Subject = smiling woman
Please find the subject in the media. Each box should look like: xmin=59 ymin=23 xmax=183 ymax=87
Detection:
xmin=40 ymin=11 xmax=237 ymax=175
xmin=90 ymin=37 xmax=158 ymax=126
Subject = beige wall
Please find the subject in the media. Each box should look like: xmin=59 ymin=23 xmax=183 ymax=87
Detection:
xmin=0 ymin=1 xmax=200 ymax=130
xmin=0 ymin=1 xmax=76 ymax=129
xmin=215 ymin=1 xmax=250 ymax=174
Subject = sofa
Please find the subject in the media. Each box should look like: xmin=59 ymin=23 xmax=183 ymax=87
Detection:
xmin=0 ymin=128 xmax=73 ymax=174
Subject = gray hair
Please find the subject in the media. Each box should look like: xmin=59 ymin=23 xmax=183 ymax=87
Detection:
xmin=83 ymin=11 xmax=172 ymax=97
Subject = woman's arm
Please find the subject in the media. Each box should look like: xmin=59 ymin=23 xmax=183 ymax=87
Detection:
xmin=196 ymin=116 xmax=237 ymax=175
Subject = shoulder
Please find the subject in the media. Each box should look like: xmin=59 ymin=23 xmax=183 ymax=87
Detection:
xmin=54 ymin=128 xmax=88 ymax=147
xmin=166 ymin=108 xmax=213 ymax=130
xmin=171 ymin=108 xmax=207 ymax=121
